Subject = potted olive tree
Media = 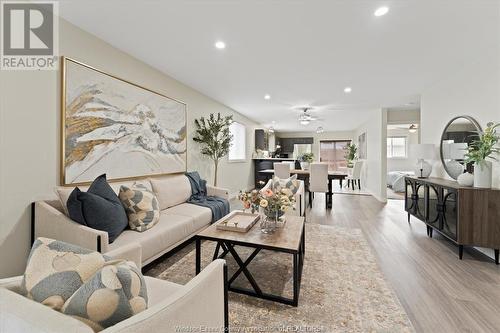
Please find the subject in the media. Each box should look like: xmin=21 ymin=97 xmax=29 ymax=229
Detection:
xmin=192 ymin=113 xmax=233 ymax=186
xmin=465 ymin=122 xmax=499 ymax=188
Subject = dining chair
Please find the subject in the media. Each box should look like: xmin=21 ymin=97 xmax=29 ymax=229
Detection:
xmin=346 ymin=161 xmax=364 ymax=190
xmin=309 ymin=163 xmax=329 ymax=208
xmin=274 ymin=162 xmax=291 ymax=179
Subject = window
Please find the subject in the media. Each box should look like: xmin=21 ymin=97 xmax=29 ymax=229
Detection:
xmin=228 ymin=122 xmax=246 ymax=161
xmin=319 ymin=140 xmax=351 ymax=171
xmin=387 ymin=137 xmax=407 ymax=158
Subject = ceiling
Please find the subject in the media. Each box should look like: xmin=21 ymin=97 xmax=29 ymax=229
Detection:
xmin=59 ymin=0 xmax=500 ymax=132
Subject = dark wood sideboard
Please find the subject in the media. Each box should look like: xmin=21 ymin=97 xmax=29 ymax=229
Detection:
xmin=405 ymin=176 xmax=500 ymax=264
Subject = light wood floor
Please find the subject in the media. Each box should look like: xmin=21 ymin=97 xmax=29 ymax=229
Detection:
xmin=307 ymin=193 xmax=500 ymax=333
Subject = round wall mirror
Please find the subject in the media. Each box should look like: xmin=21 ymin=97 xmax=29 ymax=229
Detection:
xmin=440 ymin=116 xmax=482 ymax=179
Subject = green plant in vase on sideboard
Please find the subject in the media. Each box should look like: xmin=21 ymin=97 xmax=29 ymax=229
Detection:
xmin=344 ymin=143 xmax=358 ymax=168
xmin=464 ymin=122 xmax=499 ymax=188
xmin=192 ymin=113 xmax=233 ymax=186
xmin=299 ymin=152 xmax=314 ymax=170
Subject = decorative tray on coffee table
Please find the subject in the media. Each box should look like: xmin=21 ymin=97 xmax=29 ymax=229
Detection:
xmin=215 ymin=210 xmax=260 ymax=233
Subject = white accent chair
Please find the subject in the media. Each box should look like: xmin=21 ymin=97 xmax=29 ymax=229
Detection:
xmin=274 ymin=162 xmax=291 ymax=179
xmin=309 ymin=163 xmax=329 ymax=208
xmin=0 ymin=255 xmax=228 ymax=333
xmin=260 ymin=179 xmax=305 ymax=217
xmin=346 ymin=161 xmax=364 ymax=190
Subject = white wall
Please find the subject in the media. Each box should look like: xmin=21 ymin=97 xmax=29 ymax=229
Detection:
xmin=387 ymin=128 xmax=419 ymax=172
xmin=354 ymin=110 xmax=387 ymax=202
xmin=0 ymin=18 xmax=258 ymax=277
xmin=421 ymin=50 xmax=499 ymax=259
xmin=275 ymin=130 xmax=355 ymax=161
xmin=421 ymin=51 xmax=500 ymax=189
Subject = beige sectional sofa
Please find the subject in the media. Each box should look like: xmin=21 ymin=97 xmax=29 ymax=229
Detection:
xmin=33 ymin=174 xmax=230 ymax=267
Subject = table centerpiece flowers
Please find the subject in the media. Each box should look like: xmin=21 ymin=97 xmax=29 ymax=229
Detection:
xmin=239 ymin=187 xmax=295 ymax=233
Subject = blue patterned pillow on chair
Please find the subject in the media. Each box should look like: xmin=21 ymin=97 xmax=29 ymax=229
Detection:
xmin=22 ymin=238 xmax=148 ymax=332
xmin=62 ymin=260 xmax=148 ymax=332
xmin=271 ymin=174 xmax=300 ymax=195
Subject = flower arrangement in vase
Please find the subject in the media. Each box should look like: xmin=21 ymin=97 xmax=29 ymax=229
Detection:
xmin=464 ymin=122 xmax=499 ymax=188
xmin=239 ymin=187 xmax=295 ymax=233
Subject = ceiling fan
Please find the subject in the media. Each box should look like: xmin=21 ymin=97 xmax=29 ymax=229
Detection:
xmin=298 ymin=107 xmax=318 ymax=125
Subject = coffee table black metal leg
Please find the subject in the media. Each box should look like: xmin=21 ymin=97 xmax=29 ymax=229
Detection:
xmin=293 ymin=252 xmax=299 ymax=306
xmin=226 ymin=243 xmax=263 ymax=295
xmin=195 ymin=237 xmax=201 ymax=275
xmin=228 ymin=247 xmax=261 ymax=285
xmin=213 ymin=242 xmax=221 ymax=261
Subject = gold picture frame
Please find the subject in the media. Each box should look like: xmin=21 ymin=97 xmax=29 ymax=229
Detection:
xmin=60 ymin=56 xmax=187 ymax=186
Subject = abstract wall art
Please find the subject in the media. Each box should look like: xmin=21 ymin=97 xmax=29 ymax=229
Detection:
xmin=61 ymin=57 xmax=187 ymax=185
xmin=358 ymin=132 xmax=367 ymax=159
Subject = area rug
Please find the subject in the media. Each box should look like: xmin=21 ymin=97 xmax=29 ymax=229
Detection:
xmin=145 ymin=224 xmax=414 ymax=332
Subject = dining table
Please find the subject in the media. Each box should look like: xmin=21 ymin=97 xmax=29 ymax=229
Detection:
xmin=258 ymin=169 xmax=348 ymax=208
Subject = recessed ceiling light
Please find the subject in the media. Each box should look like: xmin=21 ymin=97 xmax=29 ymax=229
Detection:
xmin=264 ymin=94 xmax=271 ymax=100
xmin=214 ymin=41 xmax=226 ymax=49
xmin=344 ymin=87 xmax=352 ymax=93
xmin=374 ymin=6 xmax=389 ymax=17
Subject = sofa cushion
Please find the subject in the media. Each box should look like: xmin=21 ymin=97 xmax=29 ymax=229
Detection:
xmin=143 ymin=276 xmax=182 ymax=307
xmin=119 ymin=184 xmax=160 ymax=232
xmin=163 ymin=203 xmax=212 ymax=231
xmin=150 ymin=175 xmax=192 ymax=210
xmin=62 ymin=260 xmax=148 ymax=332
xmin=22 ymin=238 xmax=107 ymax=311
xmin=55 ymin=180 xmax=152 ymax=216
xmin=67 ymin=174 xmax=129 ymax=243
xmin=108 ymin=214 xmax=195 ymax=262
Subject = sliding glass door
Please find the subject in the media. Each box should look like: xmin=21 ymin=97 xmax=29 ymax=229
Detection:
xmin=319 ymin=140 xmax=351 ymax=171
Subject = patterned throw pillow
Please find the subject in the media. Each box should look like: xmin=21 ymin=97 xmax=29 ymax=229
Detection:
xmin=22 ymin=238 xmax=108 ymax=311
xmin=119 ymin=183 xmax=160 ymax=232
xmin=271 ymin=174 xmax=300 ymax=195
xmin=62 ymin=260 xmax=148 ymax=332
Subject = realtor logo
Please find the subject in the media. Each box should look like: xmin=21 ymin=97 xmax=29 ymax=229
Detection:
xmin=1 ymin=1 xmax=58 ymax=70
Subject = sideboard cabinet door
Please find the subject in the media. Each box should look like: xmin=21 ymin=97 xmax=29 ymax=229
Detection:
xmin=426 ymin=184 xmax=441 ymax=229
xmin=441 ymin=188 xmax=458 ymax=241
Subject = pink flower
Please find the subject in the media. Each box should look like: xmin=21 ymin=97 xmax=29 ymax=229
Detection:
xmin=264 ymin=189 xmax=274 ymax=197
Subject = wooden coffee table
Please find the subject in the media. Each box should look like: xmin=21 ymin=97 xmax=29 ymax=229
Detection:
xmin=195 ymin=215 xmax=305 ymax=306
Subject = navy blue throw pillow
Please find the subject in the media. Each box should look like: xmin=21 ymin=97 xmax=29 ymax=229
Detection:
xmin=67 ymin=174 xmax=128 ymax=243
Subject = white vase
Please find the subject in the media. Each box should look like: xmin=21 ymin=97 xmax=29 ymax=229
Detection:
xmin=300 ymin=162 xmax=310 ymax=170
xmin=474 ymin=161 xmax=492 ymax=188
xmin=457 ymin=172 xmax=474 ymax=187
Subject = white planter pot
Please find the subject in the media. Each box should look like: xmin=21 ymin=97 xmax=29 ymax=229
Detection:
xmin=300 ymin=162 xmax=310 ymax=170
xmin=474 ymin=161 xmax=492 ymax=188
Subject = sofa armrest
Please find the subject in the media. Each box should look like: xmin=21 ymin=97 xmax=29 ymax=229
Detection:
xmin=206 ymin=185 xmax=230 ymax=200
xmin=104 ymin=259 xmax=227 ymax=333
xmin=105 ymin=242 xmax=142 ymax=268
xmin=0 ymin=288 xmax=93 ymax=333
xmin=0 ymin=276 xmax=23 ymax=293
xmin=34 ymin=201 xmax=109 ymax=253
